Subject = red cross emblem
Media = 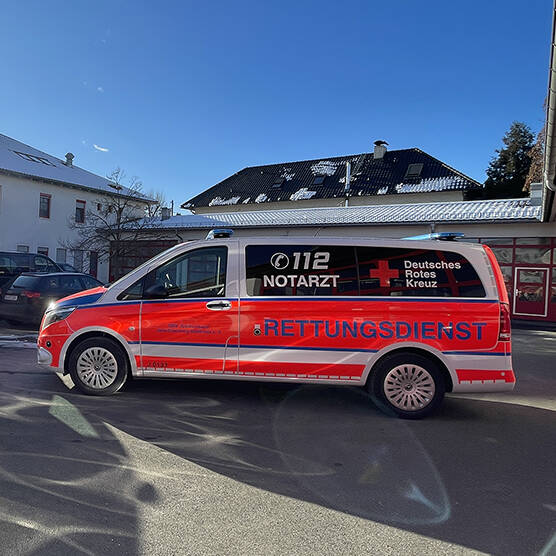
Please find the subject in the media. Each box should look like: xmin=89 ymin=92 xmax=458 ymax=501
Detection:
xmin=369 ymin=260 xmax=399 ymax=287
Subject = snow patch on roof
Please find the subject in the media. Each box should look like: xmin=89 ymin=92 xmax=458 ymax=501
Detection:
xmin=242 ymin=197 xmax=251 ymax=204
xmin=255 ymin=193 xmax=268 ymax=203
xmin=310 ymin=160 xmax=339 ymax=176
xmin=208 ymin=196 xmax=241 ymax=206
xmin=281 ymin=168 xmax=295 ymax=181
xmin=0 ymin=133 xmax=152 ymax=201
xmin=290 ymin=188 xmax=317 ymax=201
xmin=377 ymin=186 xmax=389 ymax=195
xmin=395 ymin=176 xmax=467 ymax=194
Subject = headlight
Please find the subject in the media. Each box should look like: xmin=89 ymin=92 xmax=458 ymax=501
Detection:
xmin=42 ymin=306 xmax=76 ymax=329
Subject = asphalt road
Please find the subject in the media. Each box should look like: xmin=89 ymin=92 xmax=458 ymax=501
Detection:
xmin=0 ymin=329 xmax=554 ymax=556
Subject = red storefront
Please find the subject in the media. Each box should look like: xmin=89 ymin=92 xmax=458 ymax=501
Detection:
xmin=481 ymin=237 xmax=556 ymax=322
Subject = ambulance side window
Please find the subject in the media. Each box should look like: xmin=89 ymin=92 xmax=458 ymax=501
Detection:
xmin=118 ymin=278 xmax=144 ymax=300
xmin=245 ymin=245 xmax=358 ymax=296
xmin=357 ymin=247 xmax=485 ymax=297
xmin=145 ymin=246 xmax=227 ymax=298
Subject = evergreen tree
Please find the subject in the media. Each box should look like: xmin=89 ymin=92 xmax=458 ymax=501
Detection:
xmin=524 ymin=127 xmax=545 ymax=193
xmin=483 ymin=121 xmax=534 ymax=199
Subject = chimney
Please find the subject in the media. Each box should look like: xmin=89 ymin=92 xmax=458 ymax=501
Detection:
xmin=161 ymin=207 xmax=171 ymax=220
xmin=373 ymin=140 xmax=388 ymax=159
xmin=64 ymin=152 xmax=74 ymax=167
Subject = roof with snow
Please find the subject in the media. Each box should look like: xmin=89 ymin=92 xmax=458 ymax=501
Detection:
xmin=152 ymin=198 xmax=540 ymax=230
xmin=182 ymin=148 xmax=482 ymax=209
xmin=0 ymin=133 xmax=153 ymax=201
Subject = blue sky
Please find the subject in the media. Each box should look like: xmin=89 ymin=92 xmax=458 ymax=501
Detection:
xmin=0 ymin=0 xmax=551 ymax=209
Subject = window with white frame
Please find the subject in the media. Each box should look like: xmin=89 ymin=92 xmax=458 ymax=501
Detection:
xmin=75 ymin=200 xmax=86 ymax=223
xmin=73 ymin=249 xmax=84 ymax=271
xmin=39 ymin=193 xmax=51 ymax=218
xmin=56 ymin=248 xmax=67 ymax=264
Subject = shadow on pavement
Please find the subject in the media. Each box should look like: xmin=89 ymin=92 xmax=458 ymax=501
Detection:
xmin=1 ymin=365 xmax=554 ymax=555
xmin=0 ymin=381 xmax=146 ymax=554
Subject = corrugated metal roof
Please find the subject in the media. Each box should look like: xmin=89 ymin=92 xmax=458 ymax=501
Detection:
xmin=150 ymin=198 xmax=541 ymax=230
xmin=0 ymin=133 xmax=153 ymax=200
xmin=182 ymin=148 xmax=483 ymax=209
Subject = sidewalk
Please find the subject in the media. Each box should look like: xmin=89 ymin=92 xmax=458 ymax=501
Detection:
xmin=511 ymin=319 xmax=556 ymax=332
xmin=0 ymin=319 xmax=38 ymax=345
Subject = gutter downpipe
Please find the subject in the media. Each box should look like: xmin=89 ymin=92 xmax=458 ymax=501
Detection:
xmin=543 ymin=0 xmax=556 ymax=221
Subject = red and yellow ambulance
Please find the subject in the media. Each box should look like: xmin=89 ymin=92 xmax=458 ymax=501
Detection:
xmin=37 ymin=231 xmax=514 ymax=418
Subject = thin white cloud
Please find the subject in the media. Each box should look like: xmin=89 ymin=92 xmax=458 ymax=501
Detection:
xmin=93 ymin=144 xmax=109 ymax=152
xmin=97 ymin=86 xmax=104 ymax=93
xmin=81 ymin=139 xmax=87 ymax=145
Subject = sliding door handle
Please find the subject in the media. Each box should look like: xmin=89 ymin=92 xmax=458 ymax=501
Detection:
xmin=206 ymin=300 xmax=231 ymax=311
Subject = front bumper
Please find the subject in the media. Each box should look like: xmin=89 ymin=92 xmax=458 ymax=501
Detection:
xmin=37 ymin=346 xmax=53 ymax=366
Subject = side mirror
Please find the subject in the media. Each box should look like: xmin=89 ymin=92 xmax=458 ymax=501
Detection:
xmin=143 ymin=283 xmax=168 ymax=299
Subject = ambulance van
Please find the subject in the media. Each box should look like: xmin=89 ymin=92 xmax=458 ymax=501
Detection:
xmin=37 ymin=231 xmax=514 ymax=418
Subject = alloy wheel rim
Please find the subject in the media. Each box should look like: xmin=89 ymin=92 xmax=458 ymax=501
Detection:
xmin=384 ymin=364 xmax=435 ymax=411
xmin=76 ymin=347 xmax=118 ymax=389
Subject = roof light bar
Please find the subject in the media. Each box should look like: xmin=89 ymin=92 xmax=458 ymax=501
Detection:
xmin=205 ymin=228 xmax=234 ymax=239
xmin=402 ymin=232 xmax=465 ymax=241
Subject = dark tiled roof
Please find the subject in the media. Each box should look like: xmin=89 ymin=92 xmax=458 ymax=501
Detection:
xmin=182 ymin=148 xmax=482 ymax=209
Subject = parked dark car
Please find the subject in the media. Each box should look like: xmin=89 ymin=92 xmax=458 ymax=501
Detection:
xmin=0 ymin=272 xmax=103 ymax=326
xmin=0 ymin=251 xmax=61 ymax=294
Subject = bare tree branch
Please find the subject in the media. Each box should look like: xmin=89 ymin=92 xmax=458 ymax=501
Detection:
xmin=61 ymin=167 xmax=168 ymax=279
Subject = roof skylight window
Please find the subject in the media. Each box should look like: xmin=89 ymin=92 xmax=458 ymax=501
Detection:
xmin=13 ymin=151 xmax=56 ymax=167
xmin=312 ymin=175 xmax=326 ymax=186
xmin=272 ymin=178 xmax=284 ymax=188
xmin=404 ymin=163 xmax=423 ymax=179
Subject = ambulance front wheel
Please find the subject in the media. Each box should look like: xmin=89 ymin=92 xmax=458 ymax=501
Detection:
xmin=68 ymin=337 xmax=129 ymax=396
xmin=368 ymin=352 xmax=445 ymax=419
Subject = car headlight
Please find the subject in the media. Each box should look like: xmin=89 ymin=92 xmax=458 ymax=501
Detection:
xmin=42 ymin=306 xmax=76 ymax=329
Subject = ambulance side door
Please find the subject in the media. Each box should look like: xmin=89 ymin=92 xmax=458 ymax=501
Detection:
xmin=139 ymin=243 xmax=239 ymax=373
xmin=237 ymin=242 xmax=365 ymax=380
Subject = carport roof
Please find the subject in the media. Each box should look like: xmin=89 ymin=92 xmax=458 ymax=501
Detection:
xmin=148 ymin=198 xmax=541 ymax=230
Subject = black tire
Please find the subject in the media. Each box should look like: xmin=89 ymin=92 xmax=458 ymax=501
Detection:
xmin=68 ymin=337 xmax=129 ymax=396
xmin=368 ymin=351 xmax=445 ymax=419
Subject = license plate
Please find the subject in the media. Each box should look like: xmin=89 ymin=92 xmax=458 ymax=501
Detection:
xmin=3 ymin=294 xmax=17 ymax=301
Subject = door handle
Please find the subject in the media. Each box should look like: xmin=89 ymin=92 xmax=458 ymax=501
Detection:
xmin=206 ymin=300 xmax=231 ymax=311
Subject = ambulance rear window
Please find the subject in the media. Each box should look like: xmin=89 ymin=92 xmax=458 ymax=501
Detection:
xmin=245 ymin=245 xmax=485 ymax=298
xmin=357 ymin=246 xmax=485 ymax=297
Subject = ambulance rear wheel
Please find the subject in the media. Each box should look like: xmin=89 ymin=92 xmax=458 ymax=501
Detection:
xmin=68 ymin=337 xmax=129 ymax=396
xmin=369 ymin=352 xmax=445 ymax=419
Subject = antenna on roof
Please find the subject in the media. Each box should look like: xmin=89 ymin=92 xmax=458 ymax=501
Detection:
xmin=344 ymin=161 xmax=351 ymax=207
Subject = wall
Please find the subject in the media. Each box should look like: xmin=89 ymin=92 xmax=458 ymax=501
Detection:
xmin=0 ymin=173 xmax=146 ymax=283
xmin=192 ymin=190 xmax=464 ymax=214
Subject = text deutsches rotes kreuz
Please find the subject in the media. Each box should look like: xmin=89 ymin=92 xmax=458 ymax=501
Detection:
xmin=262 ymin=260 xmax=462 ymax=289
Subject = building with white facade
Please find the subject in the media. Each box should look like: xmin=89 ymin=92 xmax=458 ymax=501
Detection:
xmin=0 ymin=134 xmax=153 ymax=283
